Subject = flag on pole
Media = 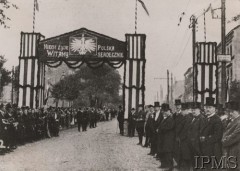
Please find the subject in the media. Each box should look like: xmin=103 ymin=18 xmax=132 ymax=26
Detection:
xmin=35 ymin=0 xmax=39 ymax=11
xmin=137 ymin=0 xmax=149 ymax=16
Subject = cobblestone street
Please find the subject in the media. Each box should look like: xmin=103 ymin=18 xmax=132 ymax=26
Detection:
xmin=0 ymin=119 xmax=164 ymax=171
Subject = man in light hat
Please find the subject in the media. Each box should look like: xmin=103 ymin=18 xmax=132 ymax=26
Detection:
xmin=200 ymin=97 xmax=223 ymax=169
xmin=222 ymin=101 xmax=240 ymax=171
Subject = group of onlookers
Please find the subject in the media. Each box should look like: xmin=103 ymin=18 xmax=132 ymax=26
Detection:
xmin=122 ymin=97 xmax=240 ymax=171
xmin=0 ymin=103 xmax=117 ymax=155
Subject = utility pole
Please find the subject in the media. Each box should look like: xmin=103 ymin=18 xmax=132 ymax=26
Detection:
xmin=11 ymin=66 xmax=14 ymax=105
xmin=190 ymin=15 xmax=197 ymax=103
xmin=154 ymin=70 xmax=170 ymax=103
xmin=221 ymin=0 xmax=226 ymax=107
xmin=171 ymin=73 xmax=173 ymax=104
xmin=167 ymin=70 xmax=170 ymax=104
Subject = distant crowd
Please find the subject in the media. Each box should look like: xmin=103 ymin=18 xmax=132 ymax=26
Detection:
xmin=117 ymin=97 xmax=240 ymax=171
xmin=0 ymin=103 xmax=117 ymax=155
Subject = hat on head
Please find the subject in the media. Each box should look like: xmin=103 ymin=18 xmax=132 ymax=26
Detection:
xmin=205 ymin=97 xmax=215 ymax=107
xmin=154 ymin=102 xmax=161 ymax=107
xmin=161 ymin=103 xmax=170 ymax=111
xmin=131 ymin=108 xmax=135 ymax=111
xmin=175 ymin=99 xmax=181 ymax=106
xmin=148 ymin=105 xmax=154 ymax=108
xmin=138 ymin=104 xmax=144 ymax=108
xmin=229 ymin=101 xmax=239 ymax=111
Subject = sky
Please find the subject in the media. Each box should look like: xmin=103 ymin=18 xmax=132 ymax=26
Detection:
xmin=0 ymin=0 xmax=240 ymax=104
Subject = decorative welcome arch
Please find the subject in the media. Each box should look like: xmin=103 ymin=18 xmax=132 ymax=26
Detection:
xmin=17 ymin=28 xmax=146 ymax=119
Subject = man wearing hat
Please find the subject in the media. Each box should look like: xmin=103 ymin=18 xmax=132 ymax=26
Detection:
xmin=135 ymin=104 xmax=146 ymax=145
xmin=143 ymin=105 xmax=154 ymax=147
xmin=188 ymin=102 xmax=207 ymax=169
xmin=148 ymin=102 xmax=162 ymax=156
xmin=157 ymin=103 xmax=175 ymax=170
xmin=222 ymin=101 xmax=240 ymax=171
xmin=128 ymin=108 xmax=136 ymax=137
xmin=173 ymin=99 xmax=184 ymax=167
xmin=200 ymin=97 xmax=223 ymax=169
xmin=117 ymin=105 xmax=124 ymax=135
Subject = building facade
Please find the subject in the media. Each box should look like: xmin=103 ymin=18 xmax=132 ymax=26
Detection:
xmin=217 ymin=25 xmax=240 ymax=103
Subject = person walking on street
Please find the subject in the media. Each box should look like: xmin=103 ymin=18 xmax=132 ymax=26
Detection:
xmin=117 ymin=105 xmax=124 ymax=135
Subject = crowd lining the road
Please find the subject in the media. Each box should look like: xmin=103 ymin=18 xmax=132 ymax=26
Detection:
xmin=0 ymin=103 xmax=117 ymax=155
xmin=117 ymin=97 xmax=240 ymax=171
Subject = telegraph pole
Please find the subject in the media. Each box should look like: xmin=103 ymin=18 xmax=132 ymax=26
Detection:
xmin=11 ymin=66 xmax=14 ymax=105
xmin=221 ymin=0 xmax=226 ymax=107
xmin=171 ymin=73 xmax=173 ymax=104
xmin=190 ymin=15 xmax=197 ymax=103
xmin=167 ymin=70 xmax=170 ymax=104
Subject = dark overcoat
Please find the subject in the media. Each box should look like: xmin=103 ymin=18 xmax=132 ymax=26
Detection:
xmin=200 ymin=114 xmax=223 ymax=159
xmin=222 ymin=116 xmax=240 ymax=171
xmin=157 ymin=116 xmax=175 ymax=153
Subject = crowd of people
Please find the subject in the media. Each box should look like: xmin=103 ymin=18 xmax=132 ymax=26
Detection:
xmin=0 ymin=103 xmax=117 ymax=155
xmin=118 ymin=97 xmax=240 ymax=171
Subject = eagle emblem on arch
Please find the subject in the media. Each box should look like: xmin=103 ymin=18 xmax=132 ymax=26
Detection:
xmin=69 ymin=34 xmax=97 ymax=55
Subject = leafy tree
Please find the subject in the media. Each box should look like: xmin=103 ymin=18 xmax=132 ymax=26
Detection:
xmin=0 ymin=55 xmax=11 ymax=97
xmin=51 ymin=64 xmax=122 ymax=108
xmin=0 ymin=0 xmax=18 ymax=28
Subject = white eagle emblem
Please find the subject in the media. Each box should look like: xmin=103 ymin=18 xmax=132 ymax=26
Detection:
xmin=70 ymin=34 xmax=96 ymax=55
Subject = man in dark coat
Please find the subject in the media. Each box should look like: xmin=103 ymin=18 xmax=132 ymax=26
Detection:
xmin=149 ymin=102 xmax=163 ymax=156
xmin=157 ymin=103 xmax=175 ymax=170
xmin=128 ymin=108 xmax=136 ymax=137
xmin=188 ymin=102 xmax=207 ymax=170
xmin=117 ymin=105 xmax=124 ymax=135
xmin=200 ymin=97 xmax=223 ymax=170
xmin=222 ymin=101 xmax=240 ymax=171
xmin=173 ymin=99 xmax=185 ymax=167
xmin=76 ymin=108 xmax=83 ymax=132
xmin=144 ymin=105 xmax=154 ymax=147
xmin=135 ymin=104 xmax=146 ymax=145
xmin=82 ymin=108 xmax=89 ymax=131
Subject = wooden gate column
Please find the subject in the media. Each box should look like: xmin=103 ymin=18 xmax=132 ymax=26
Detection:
xmin=123 ymin=34 xmax=146 ymax=120
xmin=18 ymin=32 xmax=45 ymax=108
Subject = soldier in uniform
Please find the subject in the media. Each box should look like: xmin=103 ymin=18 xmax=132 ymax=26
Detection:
xmin=135 ymin=104 xmax=146 ymax=145
xmin=200 ymin=97 xmax=223 ymax=170
xmin=222 ymin=101 xmax=240 ymax=171
xmin=117 ymin=105 xmax=124 ymax=135
xmin=128 ymin=108 xmax=136 ymax=137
